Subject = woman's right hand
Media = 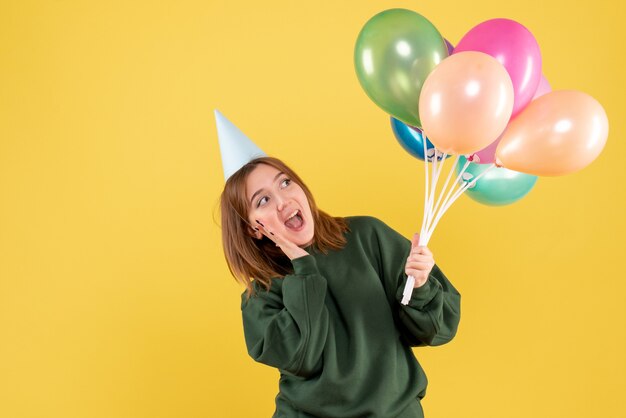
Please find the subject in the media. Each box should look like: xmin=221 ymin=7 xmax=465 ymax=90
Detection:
xmin=255 ymin=219 xmax=310 ymax=260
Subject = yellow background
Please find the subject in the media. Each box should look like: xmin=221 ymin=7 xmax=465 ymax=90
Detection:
xmin=1 ymin=0 xmax=624 ymax=417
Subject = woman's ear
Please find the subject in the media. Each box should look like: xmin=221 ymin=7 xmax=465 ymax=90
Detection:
xmin=247 ymin=225 xmax=262 ymax=239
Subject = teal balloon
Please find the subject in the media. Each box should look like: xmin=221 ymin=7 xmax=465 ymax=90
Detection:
xmin=354 ymin=9 xmax=448 ymax=127
xmin=457 ymin=156 xmax=538 ymax=206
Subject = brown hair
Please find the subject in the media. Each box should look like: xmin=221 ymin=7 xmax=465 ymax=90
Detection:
xmin=220 ymin=156 xmax=349 ymax=297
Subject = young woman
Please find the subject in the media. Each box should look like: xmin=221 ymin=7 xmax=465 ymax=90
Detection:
xmin=220 ymin=156 xmax=461 ymax=418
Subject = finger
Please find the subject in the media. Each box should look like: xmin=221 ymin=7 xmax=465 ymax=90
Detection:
xmin=255 ymin=219 xmax=273 ymax=235
xmin=406 ymin=260 xmax=435 ymax=271
xmin=411 ymin=233 xmax=420 ymax=249
xmin=406 ymin=261 xmax=434 ymax=270
xmin=255 ymin=220 xmax=277 ymax=241
xmin=407 ymin=253 xmax=434 ymax=264
xmin=420 ymin=246 xmax=433 ymax=256
xmin=405 ymin=269 xmax=428 ymax=281
xmin=410 ymin=246 xmax=433 ymax=257
xmin=405 ymin=269 xmax=431 ymax=280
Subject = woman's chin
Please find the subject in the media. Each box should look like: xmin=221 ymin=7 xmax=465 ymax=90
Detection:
xmin=298 ymin=240 xmax=313 ymax=248
xmin=294 ymin=232 xmax=314 ymax=248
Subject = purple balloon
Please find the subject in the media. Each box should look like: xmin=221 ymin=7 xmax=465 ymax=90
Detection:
xmin=532 ymin=74 xmax=551 ymax=100
xmin=444 ymin=38 xmax=454 ymax=55
xmin=454 ymin=18 xmax=542 ymax=118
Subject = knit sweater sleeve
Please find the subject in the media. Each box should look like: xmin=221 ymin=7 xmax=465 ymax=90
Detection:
xmin=370 ymin=217 xmax=462 ymax=347
xmin=240 ymin=255 xmax=329 ymax=378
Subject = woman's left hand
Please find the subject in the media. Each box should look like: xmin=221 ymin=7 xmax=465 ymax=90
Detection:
xmin=405 ymin=233 xmax=435 ymax=289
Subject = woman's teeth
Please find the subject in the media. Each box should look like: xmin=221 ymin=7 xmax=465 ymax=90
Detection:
xmin=285 ymin=210 xmax=299 ymax=222
xmin=284 ymin=210 xmax=304 ymax=230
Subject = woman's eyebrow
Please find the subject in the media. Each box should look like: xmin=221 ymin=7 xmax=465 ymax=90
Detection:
xmin=249 ymin=171 xmax=285 ymax=205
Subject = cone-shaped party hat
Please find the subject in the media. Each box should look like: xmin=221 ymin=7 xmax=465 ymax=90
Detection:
xmin=214 ymin=109 xmax=267 ymax=181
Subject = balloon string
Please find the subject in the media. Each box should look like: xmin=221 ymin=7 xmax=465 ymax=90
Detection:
xmin=425 ymin=149 xmax=447 ymax=233
xmin=427 ymin=166 xmax=480 ymax=240
xmin=424 ymin=157 xmax=471 ymax=242
xmin=406 ymin=130 xmax=432 ymax=305
xmin=408 ymin=154 xmax=496 ymax=305
xmin=424 ymin=153 xmax=436 ymax=233
xmin=426 ymin=154 xmax=459 ymax=239
xmin=426 ymin=163 xmax=496 ymax=239
xmin=421 ymin=133 xmax=449 ymax=244
xmin=426 ymin=151 xmax=437 ymax=225
xmin=426 ymin=143 xmax=440 ymax=238
xmin=418 ymin=131 xmax=430 ymax=246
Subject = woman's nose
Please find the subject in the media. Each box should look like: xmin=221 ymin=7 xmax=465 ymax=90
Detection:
xmin=275 ymin=195 xmax=286 ymax=211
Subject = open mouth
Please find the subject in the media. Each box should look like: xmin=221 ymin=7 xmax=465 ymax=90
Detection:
xmin=284 ymin=209 xmax=305 ymax=231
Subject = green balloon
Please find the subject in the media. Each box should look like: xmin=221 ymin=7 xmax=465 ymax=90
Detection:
xmin=354 ymin=9 xmax=448 ymax=127
xmin=457 ymin=156 xmax=538 ymax=206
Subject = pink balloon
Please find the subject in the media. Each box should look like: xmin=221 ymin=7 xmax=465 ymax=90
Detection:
xmin=473 ymin=74 xmax=552 ymax=164
xmin=471 ymin=135 xmax=500 ymax=164
xmin=454 ymin=18 xmax=542 ymax=118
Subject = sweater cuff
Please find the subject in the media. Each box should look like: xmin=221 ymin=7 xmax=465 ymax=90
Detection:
xmin=400 ymin=274 xmax=442 ymax=309
xmin=290 ymin=255 xmax=319 ymax=275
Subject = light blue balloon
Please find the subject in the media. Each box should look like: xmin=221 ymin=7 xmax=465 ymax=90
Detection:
xmin=390 ymin=117 xmax=448 ymax=162
xmin=457 ymin=156 xmax=538 ymax=206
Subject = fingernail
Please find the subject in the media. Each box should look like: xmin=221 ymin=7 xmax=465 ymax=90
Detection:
xmin=254 ymin=227 xmax=259 ymax=231
xmin=256 ymin=220 xmax=264 ymax=227
xmin=269 ymin=232 xmax=274 ymax=235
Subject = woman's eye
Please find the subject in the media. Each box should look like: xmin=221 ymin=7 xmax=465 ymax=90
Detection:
xmin=257 ymin=196 xmax=268 ymax=207
xmin=255 ymin=179 xmax=290 ymax=207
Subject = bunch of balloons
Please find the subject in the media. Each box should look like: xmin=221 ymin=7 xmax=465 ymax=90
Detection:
xmin=354 ymin=9 xmax=609 ymax=303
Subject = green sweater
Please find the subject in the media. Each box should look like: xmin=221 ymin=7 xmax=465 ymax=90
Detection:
xmin=241 ymin=216 xmax=461 ymax=418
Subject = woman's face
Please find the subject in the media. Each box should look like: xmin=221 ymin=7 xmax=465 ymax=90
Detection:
xmin=245 ymin=163 xmax=314 ymax=247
